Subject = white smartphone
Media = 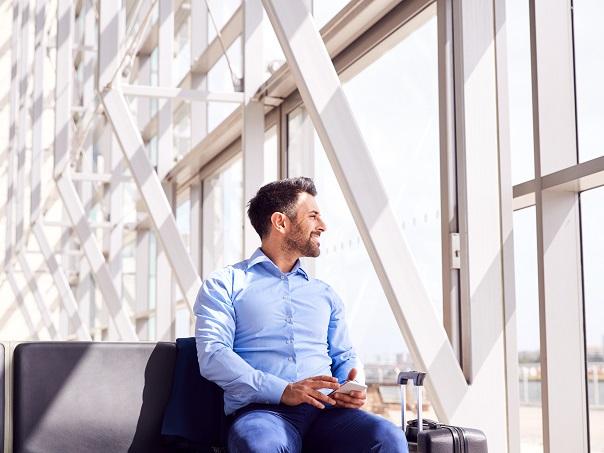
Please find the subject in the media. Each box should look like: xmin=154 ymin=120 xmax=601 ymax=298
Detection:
xmin=329 ymin=380 xmax=367 ymax=396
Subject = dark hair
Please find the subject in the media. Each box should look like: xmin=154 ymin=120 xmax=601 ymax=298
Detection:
xmin=247 ymin=177 xmax=317 ymax=239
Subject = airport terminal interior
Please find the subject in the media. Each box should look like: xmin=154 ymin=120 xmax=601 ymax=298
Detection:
xmin=0 ymin=0 xmax=602 ymax=451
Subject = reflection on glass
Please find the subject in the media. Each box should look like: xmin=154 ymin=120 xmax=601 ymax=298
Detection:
xmin=313 ymin=0 xmax=351 ymax=29
xmin=202 ymin=156 xmax=244 ymax=277
xmin=513 ymin=206 xmax=543 ymax=451
xmin=505 ymin=0 xmax=535 ymax=185
xmin=287 ymin=10 xmax=439 ymax=424
xmin=579 ymin=187 xmax=604 ymax=452
xmin=573 ymin=0 xmax=604 ymax=163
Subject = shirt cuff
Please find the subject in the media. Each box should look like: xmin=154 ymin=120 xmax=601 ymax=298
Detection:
xmin=257 ymin=373 xmax=290 ymax=404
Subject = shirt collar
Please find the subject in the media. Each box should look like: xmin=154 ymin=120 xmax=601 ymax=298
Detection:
xmin=246 ymin=248 xmax=310 ymax=280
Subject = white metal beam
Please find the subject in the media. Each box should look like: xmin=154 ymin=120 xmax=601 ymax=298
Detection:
xmin=101 ymin=89 xmax=201 ymax=313
xmin=262 ymin=0 xmax=467 ymax=420
xmin=529 ymin=0 xmax=589 ymax=451
xmin=121 ymin=84 xmax=245 ymax=103
xmin=155 ymin=0 xmax=175 ymax=341
xmin=243 ymin=0 xmax=265 ymax=256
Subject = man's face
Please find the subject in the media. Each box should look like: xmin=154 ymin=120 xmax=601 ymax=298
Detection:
xmin=283 ymin=193 xmax=326 ymax=257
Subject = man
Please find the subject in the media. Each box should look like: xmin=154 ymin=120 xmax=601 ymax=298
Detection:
xmin=195 ymin=177 xmax=407 ymax=452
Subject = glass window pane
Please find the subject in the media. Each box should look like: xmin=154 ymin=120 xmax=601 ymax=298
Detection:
xmin=287 ymin=8 xmax=440 ymax=424
xmin=313 ymin=0 xmax=351 ymax=29
xmin=513 ymin=206 xmax=543 ymax=452
xmin=579 ymin=187 xmax=604 ymax=452
xmin=506 ymin=0 xmax=535 ymax=185
xmin=573 ymin=0 xmax=604 ymax=163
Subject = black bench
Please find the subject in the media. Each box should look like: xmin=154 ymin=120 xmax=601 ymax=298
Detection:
xmin=11 ymin=340 xmax=225 ymax=453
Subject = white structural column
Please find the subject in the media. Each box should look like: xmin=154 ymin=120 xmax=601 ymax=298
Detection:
xmin=104 ymin=131 xmax=125 ymax=340
xmin=75 ymin=0 xmax=98 ymax=334
xmin=5 ymin=0 xmax=21 ymax=266
xmin=262 ymin=0 xmax=467 ymax=420
xmin=55 ymin=0 xmax=137 ymax=340
xmin=15 ymin=0 xmax=31 ymax=246
xmin=156 ymin=0 xmax=175 ymax=340
xmin=30 ymin=0 xmax=91 ymax=341
xmin=529 ymin=0 xmax=588 ymax=451
xmin=450 ymin=0 xmax=508 ymax=448
xmin=189 ymin=1 xmax=208 ymax=277
xmin=492 ymin=0 xmax=520 ymax=451
xmin=243 ymin=0 xmax=265 ymax=256
xmin=99 ymin=4 xmax=201 ymax=314
xmin=190 ymin=0 xmax=208 ymax=148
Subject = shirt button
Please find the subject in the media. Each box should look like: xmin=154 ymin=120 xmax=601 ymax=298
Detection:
xmin=288 ymin=357 xmax=293 ymax=361
xmin=281 ymin=275 xmax=285 ymax=280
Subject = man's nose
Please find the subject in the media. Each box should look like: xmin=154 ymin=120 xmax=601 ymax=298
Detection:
xmin=318 ymin=217 xmax=327 ymax=232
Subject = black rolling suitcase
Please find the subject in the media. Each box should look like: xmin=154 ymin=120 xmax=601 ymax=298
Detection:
xmin=398 ymin=371 xmax=488 ymax=453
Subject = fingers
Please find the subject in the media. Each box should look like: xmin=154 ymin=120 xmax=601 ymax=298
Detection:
xmin=303 ymin=394 xmax=326 ymax=409
xmin=309 ymin=388 xmax=336 ymax=406
xmin=307 ymin=379 xmax=340 ymax=390
xmin=333 ymin=391 xmax=366 ymax=409
xmin=347 ymin=368 xmax=358 ymax=382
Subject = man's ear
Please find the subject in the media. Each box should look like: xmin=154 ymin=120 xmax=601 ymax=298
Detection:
xmin=270 ymin=212 xmax=288 ymax=234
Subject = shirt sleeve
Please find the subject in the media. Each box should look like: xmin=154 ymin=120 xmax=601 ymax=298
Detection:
xmin=194 ymin=270 xmax=289 ymax=407
xmin=326 ymin=287 xmax=364 ymax=384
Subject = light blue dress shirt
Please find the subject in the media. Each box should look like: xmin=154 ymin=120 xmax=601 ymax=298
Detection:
xmin=194 ymin=248 xmax=361 ymax=415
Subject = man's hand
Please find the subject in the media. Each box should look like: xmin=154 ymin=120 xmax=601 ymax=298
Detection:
xmin=280 ymin=375 xmax=340 ymax=409
xmin=332 ymin=368 xmax=367 ymax=409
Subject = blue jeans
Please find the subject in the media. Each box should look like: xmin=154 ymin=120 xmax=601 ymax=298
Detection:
xmin=227 ymin=403 xmax=408 ymax=453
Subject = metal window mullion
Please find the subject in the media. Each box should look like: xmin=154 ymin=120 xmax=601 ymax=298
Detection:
xmin=492 ymin=0 xmax=521 ymax=451
xmin=262 ymin=0 xmax=467 ymax=420
xmin=243 ymin=0 xmax=265 ymax=257
xmin=529 ymin=0 xmax=589 ymax=451
xmin=448 ymin=0 xmax=510 ymax=443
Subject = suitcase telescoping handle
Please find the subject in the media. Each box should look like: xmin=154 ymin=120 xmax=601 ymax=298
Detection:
xmin=397 ymin=371 xmax=426 ymax=432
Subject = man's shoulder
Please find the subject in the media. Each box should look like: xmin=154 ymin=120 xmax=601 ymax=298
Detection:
xmin=204 ymin=258 xmax=249 ymax=282
xmin=308 ymin=277 xmax=338 ymax=297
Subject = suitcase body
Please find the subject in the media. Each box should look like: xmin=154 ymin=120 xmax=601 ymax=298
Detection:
xmin=398 ymin=371 xmax=488 ymax=453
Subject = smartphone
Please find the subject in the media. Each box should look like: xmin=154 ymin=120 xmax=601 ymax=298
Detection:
xmin=329 ymin=380 xmax=367 ymax=396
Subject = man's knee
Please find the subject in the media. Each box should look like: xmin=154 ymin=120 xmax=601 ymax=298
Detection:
xmin=367 ymin=418 xmax=408 ymax=453
xmin=228 ymin=414 xmax=302 ymax=453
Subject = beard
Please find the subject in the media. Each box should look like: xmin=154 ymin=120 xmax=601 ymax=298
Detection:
xmin=283 ymin=223 xmax=321 ymax=257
